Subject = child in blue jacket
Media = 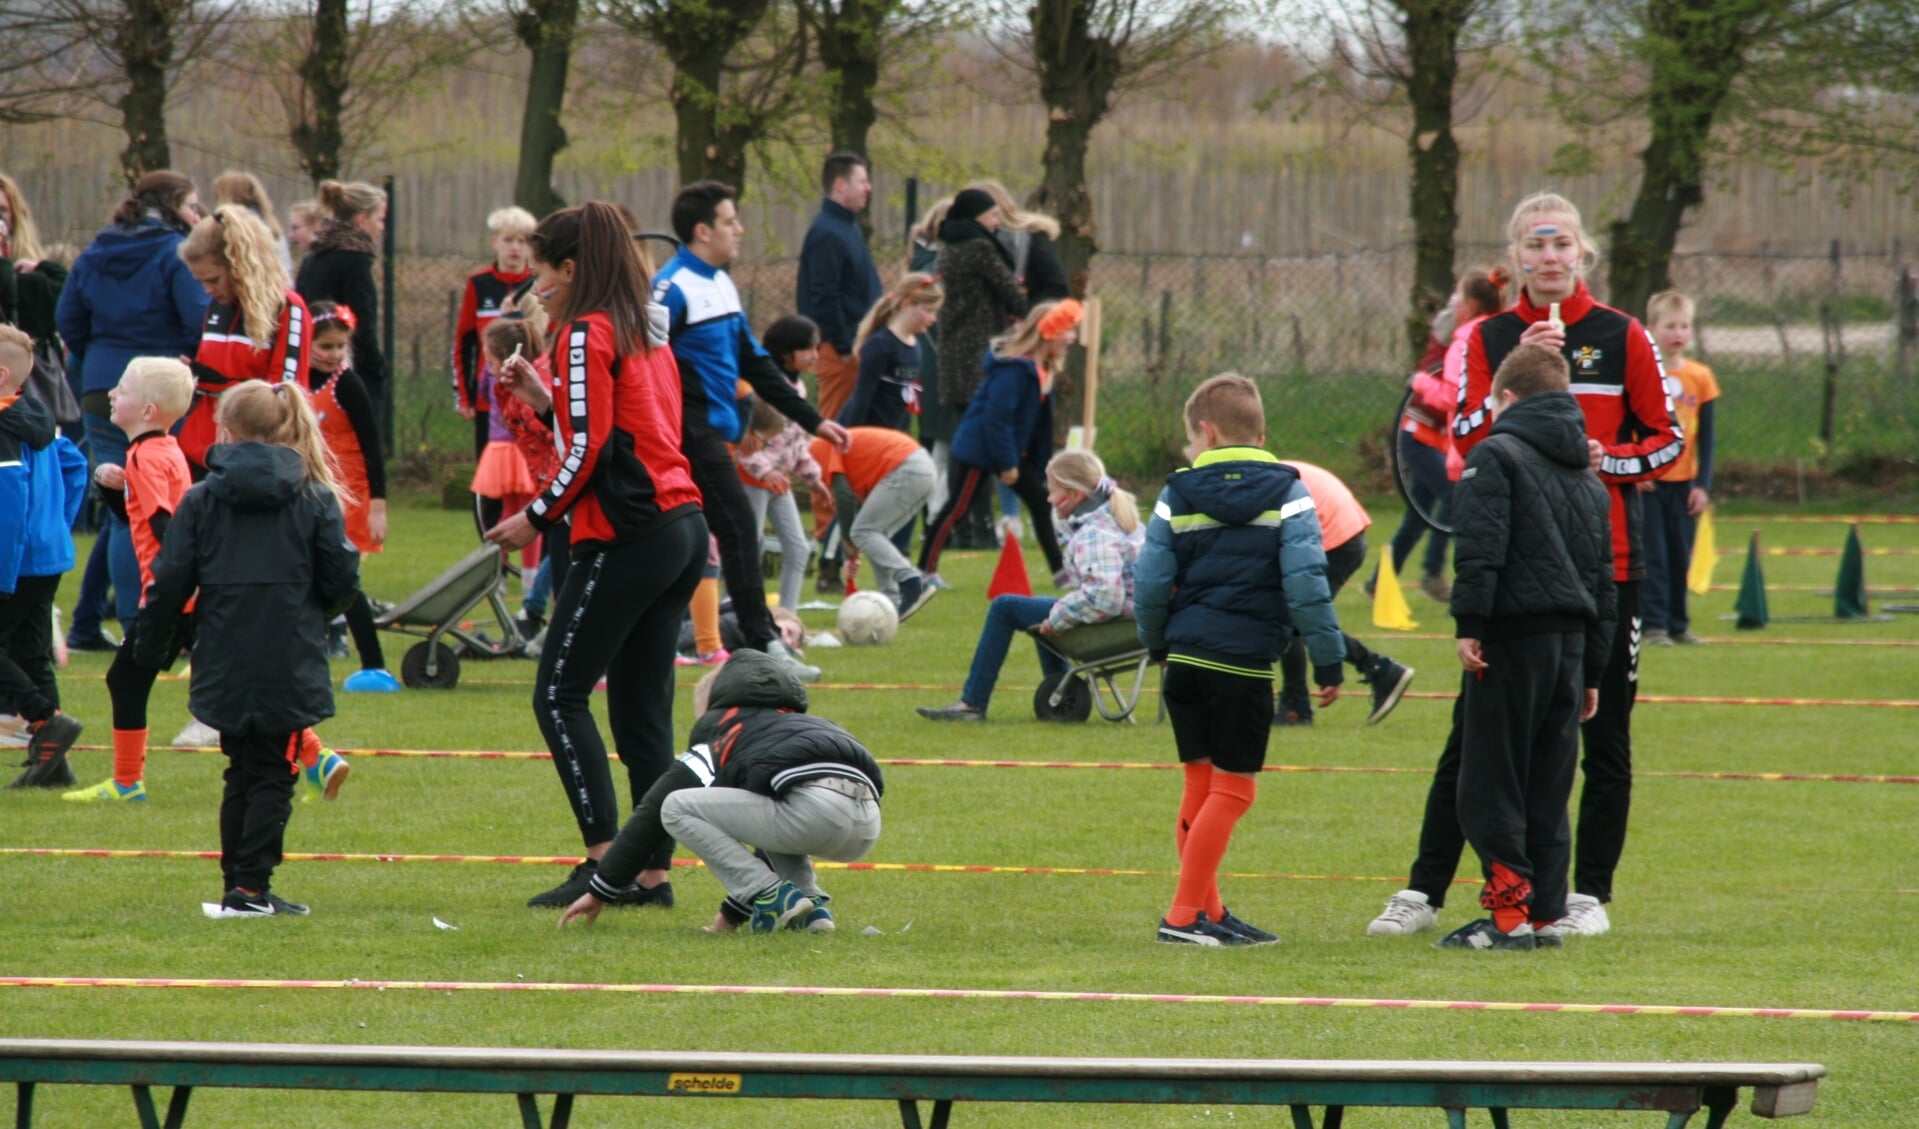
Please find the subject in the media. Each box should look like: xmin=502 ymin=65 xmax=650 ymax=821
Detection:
xmin=0 ymin=326 xmax=88 ymax=788
xmin=918 ymin=299 xmax=1079 ymax=580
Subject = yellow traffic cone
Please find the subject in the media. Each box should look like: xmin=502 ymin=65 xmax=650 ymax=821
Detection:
xmin=1687 ymin=506 xmax=1716 ymax=597
xmin=1372 ymin=548 xmax=1419 ymax=631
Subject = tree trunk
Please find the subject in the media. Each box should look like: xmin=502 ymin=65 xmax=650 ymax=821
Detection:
xmin=513 ymin=0 xmax=579 ymax=218
xmin=1400 ymin=0 xmax=1468 ymax=365
xmin=1029 ymin=0 xmax=1119 ymax=298
xmin=656 ymin=0 xmax=770 ymax=195
xmin=1607 ymin=0 xmax=1743 ymax=319
xmin=291 ymin=0 xmax=349 ymax=185
xmin=115 ymin=0 xmax=175 ymax=180
xmin=818 ymin=0 xmax=882 ymax=157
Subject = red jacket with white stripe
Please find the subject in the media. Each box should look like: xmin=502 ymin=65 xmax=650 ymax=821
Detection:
xmin=525 ymin=308 xmax=701 ymax=547
xmin=181 ymin=290 xmax=311 ymax=467
xmin=1455 ymin=282 xmax=1682 ymax=581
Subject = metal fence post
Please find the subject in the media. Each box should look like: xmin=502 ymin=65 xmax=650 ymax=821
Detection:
xmin=904 ymin=177 xmax=918 ymax=248
xmin=382 ymin=173 xmax=397 ymax=455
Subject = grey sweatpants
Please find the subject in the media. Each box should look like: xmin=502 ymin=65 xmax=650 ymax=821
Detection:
xmin=851 ymin=449 xmax=936 ymax=598
xmin=661 ymin=780 xmax=882 ymax=902
xmin=743 ymin=484 xmax=811 ymax=611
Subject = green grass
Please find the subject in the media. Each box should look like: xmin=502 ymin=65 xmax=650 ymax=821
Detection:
xmin=4 ymin=499 xmax=1918 ymax=1126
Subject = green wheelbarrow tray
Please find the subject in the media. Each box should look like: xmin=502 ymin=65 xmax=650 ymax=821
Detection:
xmin=1025 ymin=617 xmax=1163 ymax=724
xmin=372 ymin=543 xmax=534 ymax=689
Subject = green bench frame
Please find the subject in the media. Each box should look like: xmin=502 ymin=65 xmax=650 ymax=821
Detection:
xmin=0 ymin=1039 xmax=1822 ymax=1128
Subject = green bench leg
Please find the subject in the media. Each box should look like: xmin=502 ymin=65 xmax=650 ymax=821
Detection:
xmin=1443 ymin=1109 xmax=1467 ymax=1129
xmin=1490 ymin=1109 xmax=1511 ymax=1129
xmin=896 ymin=1098 xmax=951 ymax=1129
xmin=163 ymin=1086 xmax=192 ymax=1129
xmin=1701 ymin=1086 xmax=1736 ymax=1129
xmin=131 ymin=1085 xmax=159 ymax=1129
xmin=516 ymin=1092 xmax=572 ymax=1129
xmin=14 ymin=1081 xmax=32 ymax=1129
xmin=1285 ymin=1106 xmax=1348 ymax=1129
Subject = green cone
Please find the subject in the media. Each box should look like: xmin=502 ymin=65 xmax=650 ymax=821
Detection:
xmin=1833 ymin=526 xmax=1869 ymax=618
xmin=1734 ymin=532 xmax=1769 ymax=630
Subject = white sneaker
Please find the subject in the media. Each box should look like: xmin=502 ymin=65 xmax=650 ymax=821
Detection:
xmin=1557 ymin=892 xmax=1612 ymax=936
xmin=172 ymin=718 xmax=221 ymax=748
xmin=1366 ymin=889 xmax=1438 ymax=935
xmin=765 ymin=638 xmax=821 ymax=683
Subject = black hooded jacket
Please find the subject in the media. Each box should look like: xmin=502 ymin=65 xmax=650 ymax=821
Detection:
xmin=136 ymin=442 xmax=361 ymax=734
xmin=1448 ymin=391 xmax=1618 ymax=687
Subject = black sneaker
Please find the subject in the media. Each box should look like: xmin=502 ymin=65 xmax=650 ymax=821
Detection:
xmin=1436 ymin=918 xmax=1536 ymax=951
xmin=325 ymin=623 xmax=350 ymax=660
xmin=1156 ymin=912 xmax=1253 ymax=947
xmin=218 ymin=889 xmax=309 ymax=917
xmin=1273 ymin=701 xmax=1315 ymax=727
xmin=1215 ymin=908 xmax=1280 ymax=945
xmin=815 ymin=560 xmax=842 ymax=594
xmin=527 ymin=860 xmax=601 ymax=908
xmin=605 ymin=879 xmax=674 ymax=909
xmin=8 ymin=714 xmax=82 ymax=789
xmin=895 ymin=576 xmax=936 ymax=621
xmin=65 ymin=632 xmax=119 ymax=653
xmin=1362 ymin=657 xmax=1416 ymax=725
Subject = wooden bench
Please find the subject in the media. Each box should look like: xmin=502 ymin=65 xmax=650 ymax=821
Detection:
xmin=0 ymin=1039 xmax=1823 ymax=1128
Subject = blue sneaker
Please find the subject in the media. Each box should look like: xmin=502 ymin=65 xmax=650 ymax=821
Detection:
xmin=302 ymin=750 xmax=350 ymax=802
xmin=749 ymin=882 xmax=814 ymax=934
xmin=1156 ymin=912 xmax=1251 ymax=947
xmin=343 ymin=669 xmax=402 ymax=693
xmin=1214 ymin=908 xmax=1279 ymax=945
xmin=787 ymin=893 xmax=834 ymax=934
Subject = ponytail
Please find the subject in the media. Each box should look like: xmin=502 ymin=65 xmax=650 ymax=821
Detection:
xmin=217 ymin=381 xmax=350 ymax=508
xmin=853 ymin=271 xmax=944 ymax=354
xmin=1046 ymin=449 xmax=1139 ymax=534
xmin=316 ymin=179 xmax=386 ymax=224
xmin=180 ymin=206 xmax=289 ymax=353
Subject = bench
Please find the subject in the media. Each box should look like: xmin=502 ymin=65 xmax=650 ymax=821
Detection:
xmin=0 ymin=1039 xmax=1821 ymax=1128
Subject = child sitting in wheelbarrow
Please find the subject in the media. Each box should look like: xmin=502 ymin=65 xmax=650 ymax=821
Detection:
xmin=918 ymin=450 xmax=1139 ymax=723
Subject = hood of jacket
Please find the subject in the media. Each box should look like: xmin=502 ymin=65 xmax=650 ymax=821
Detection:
xmin=204 ymin=442 xmax=311 ymax=512
xmin=1169 ymin=447 xmax=1298 ymax=526
xmin=644 ymin=301 xmax=670 ymax=349
xmin=1489 ymin=391 xmax=1591 ymax=470
xmin=309 ymin=219 xmax=376 ymax=257
xmin=937 ymin=218 xmax=1017 ymax=270
xmin=705 ymin=648 xmax=810 ymax=713
xmin=0 ymin=393 xmax=55 ymax=451
xmin=88 ymin=220 xmax=190 ymax=282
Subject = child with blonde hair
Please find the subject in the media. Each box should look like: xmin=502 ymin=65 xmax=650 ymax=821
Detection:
xmin=1640 ymin=289 xmax=1718 ymax=646
xmin=840 ymin=272 xmax=942 ymax=432
xmin=136 ymin=380 xmax=360 ymax=916
xmin=453 ymin=206 xmax=537 ymax=460
xmin=919 ymin=448 xmax=1139 ymax=723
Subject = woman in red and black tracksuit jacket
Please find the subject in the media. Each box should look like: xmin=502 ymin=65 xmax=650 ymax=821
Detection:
xmin=1395 ymin=191 xmax=1682 ymax=936
xmin=177 ymin=206 xmax=311 ymax=473
xmin=484 ymin=201 xmax=707 ymax=913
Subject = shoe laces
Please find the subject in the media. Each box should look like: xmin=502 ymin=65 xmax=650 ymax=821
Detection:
xmin=1382 ymin=895 xmax=1426 ymax=921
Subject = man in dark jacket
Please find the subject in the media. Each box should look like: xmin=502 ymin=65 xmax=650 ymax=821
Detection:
xmin=138 ymin=438 xmax=360 ymax=916
xmin=1438 ymin=344 xmax=1617 ymax=952
xmin=796 ymin=151 xmax=881 ymax=422
xmin=559 ymin=649 xmax=883 ymax=935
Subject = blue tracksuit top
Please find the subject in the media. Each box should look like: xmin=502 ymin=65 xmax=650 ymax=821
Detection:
xmin=652 ymin=248 xmax=770 ymax=442
xmin=1134 ymin=446 xmax=1346 ymax=683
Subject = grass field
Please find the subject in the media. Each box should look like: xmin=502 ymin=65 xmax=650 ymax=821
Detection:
xmin=3 ymin=497 xmax=1917 ymax=1127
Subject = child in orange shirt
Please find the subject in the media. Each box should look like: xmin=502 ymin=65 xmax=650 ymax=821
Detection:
xmin=810 ymin=426 xmax=937 ymax=617
xmin=1641 ymin=289 xmax=1718 ymax=646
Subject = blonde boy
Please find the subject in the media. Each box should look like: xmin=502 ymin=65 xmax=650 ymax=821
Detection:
xmin=1134 ymin=373 xmax=1346 ymax=946
xmin=62 ymin=359 xmax=195 ymax=802
xmin=1641 ymin=291 xmax=1719 ymax=645
xmin=452 ymin=207 xmax=538 ymax=452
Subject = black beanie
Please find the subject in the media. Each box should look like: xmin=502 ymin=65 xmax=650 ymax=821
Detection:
xmin=949 ymin=189 xmax=996 ymax=223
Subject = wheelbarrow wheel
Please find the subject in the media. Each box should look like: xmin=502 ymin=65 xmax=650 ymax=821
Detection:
xmin=1034 ymin=672 xmax=1093 ymax=723
xmin=401 ymin=640 xmax=462 ymax=690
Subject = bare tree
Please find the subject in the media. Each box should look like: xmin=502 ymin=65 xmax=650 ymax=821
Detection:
xmin=509 ymin=0 xmax=579 ymax=216
xmin=0 ymin=1 xmax=95 ymax=125
xmin=997 ymin=0 xmax=1238 ymax=294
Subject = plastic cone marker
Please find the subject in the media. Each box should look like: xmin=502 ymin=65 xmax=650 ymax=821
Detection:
xmin=1735 ymin=532 xmax=1769 ymax=630
xmin=1687 ymin=506 xmax=1717 ymax=596
xmin=1372 ymin=547 xmax=1418 ymax=631
xmin=1833 ymin=526 xmax=1870 ymax=619
xmin=987 ymin=528 xmax=1034 ymax=599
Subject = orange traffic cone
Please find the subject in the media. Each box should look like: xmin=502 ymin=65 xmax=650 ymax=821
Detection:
xmin=987 ymin=528 xmax=1033 ymax=599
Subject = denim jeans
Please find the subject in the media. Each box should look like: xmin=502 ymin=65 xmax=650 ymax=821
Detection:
xmin=961 ymin=594 xmax=1070 ymax=710
xmin=1389 ymin=430 xmax=1453 ymax=578
xmin=1640 ymin=480 xmax=1697 ymax=633
xmin=69 ymin=412 xmax=141 ymax=641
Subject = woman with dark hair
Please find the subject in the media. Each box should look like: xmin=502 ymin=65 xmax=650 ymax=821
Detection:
xmin=54 ymin=171 xmax=210 ymax=652
xmin=295 ymin=179 xmax=388 ymax=425
xmin=483 ymin=201 xmax=708 ymax=912
xmin=935 ymin=188 xmax=1027 ymax=551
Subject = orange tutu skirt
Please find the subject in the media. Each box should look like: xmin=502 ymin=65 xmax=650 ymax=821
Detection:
xmin=471 ymin=440 xmax=536 ymax=498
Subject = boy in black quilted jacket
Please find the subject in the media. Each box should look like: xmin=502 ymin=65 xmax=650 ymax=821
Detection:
xmin=1439 ymin=344 xmax=1616 ymax=952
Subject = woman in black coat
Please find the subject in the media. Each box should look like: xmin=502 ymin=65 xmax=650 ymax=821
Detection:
xmin=973 ymin=179 xmax=1071 ymax=305
xmin=295 ymin=179 xmax=388 ymax=423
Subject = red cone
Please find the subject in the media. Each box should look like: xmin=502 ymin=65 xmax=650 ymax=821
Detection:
xmin=987 ymin=529 xmax=1033 ymax=599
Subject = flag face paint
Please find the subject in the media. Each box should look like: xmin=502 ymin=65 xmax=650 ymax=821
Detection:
xmin=1530 ymin=224 xmax=1561 ymax=236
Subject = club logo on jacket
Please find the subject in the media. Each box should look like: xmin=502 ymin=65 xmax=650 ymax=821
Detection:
xmin=1573 ymin=346 xmax=1603 ymax=372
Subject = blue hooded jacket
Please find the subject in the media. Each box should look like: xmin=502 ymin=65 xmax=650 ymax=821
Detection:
xmin=950 ymin=352 xmax=1054 ymax=474
xmin=55 ymin=218 xmax=210 ymax=395
xmin=0 ymin=394 xmax=86 ymax=593
xmin=1134 ymin=447 xmax=1345 ymax=684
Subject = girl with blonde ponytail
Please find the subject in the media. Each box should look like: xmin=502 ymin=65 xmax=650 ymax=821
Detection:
xmin=133 ymin=371 xmax=362 ymax=918
xmin=917 ymin=447 xmax=1140 ymax=724
xmin=843 ymin=271 xmax=942 ymax=431
xmin=177 ymin=206 xmax=312 ymax=470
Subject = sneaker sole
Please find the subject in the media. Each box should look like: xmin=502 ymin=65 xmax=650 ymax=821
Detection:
xmin=898 ymin=589 xmax=937 ymax=622
xmin=322 ymin=761 xmax=350 ymax=801
xmin=1367 ymin=666 xmax=1417 ymax=725
xmin=1365 ymin=917 xmax=1436 ymax=936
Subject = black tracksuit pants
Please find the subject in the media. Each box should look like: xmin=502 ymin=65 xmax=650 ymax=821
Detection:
xmin=1456 ymin=631 xmax=1583 ymax=923
xmin=1408 ymin=581 xmax=1639 ymax=907
xmin=683 ymin=423 xmax=778 ymax=652
xmin=1278 ymin=534 xmax=1376 ymax=706
xmin=0 ymin=574 xmax=60 ymax=722
xmin=536 ymin=511 xmax=706 ymax=853
xmin=919 ymin=460 xmax=1062 ymax=578
xmin=220 ymin=730 xmax=301 ymax=894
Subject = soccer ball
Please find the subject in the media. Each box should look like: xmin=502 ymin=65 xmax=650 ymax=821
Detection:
xmin=837 ymin=591 xmax=900 ymax=646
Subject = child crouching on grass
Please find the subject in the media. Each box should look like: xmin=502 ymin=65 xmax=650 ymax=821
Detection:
xmin=137 ymin=381 xmax=360 ymax=918
xmin=559 ymin=648 xmax=882 ymax=935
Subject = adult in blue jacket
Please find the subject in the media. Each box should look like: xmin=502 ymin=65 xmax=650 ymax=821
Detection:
xmin=918 ymin=300 xmax=1077 ymax=580
xmin=795 ymin=151 xmax=880 ymax=422
xmin=53 ymin=170 xmax=207 ymax=651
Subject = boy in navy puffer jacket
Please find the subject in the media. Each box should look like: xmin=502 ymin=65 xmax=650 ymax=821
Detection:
xmin=1135 ymin=373 xmax=1346 ymax=947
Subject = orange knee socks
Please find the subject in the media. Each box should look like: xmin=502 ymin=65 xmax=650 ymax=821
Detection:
xmin=296 ymin=728 xmax=323 ymax=770
xmin=111 ymin=729 xmax=147 ymax=788
xmin=691 ymin=577 xmax=722 ymax=654
xmin=1167 ymin=771 xmax=1256 ymax=927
